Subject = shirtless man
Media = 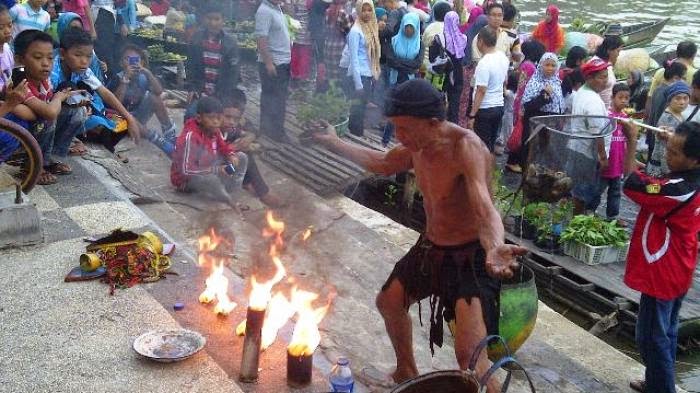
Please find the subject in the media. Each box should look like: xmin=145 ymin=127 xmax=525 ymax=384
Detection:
xmin=314 ymin=79 xmax=526 ymax=392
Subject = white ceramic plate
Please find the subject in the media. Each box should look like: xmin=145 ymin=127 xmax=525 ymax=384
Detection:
xmin=133 ymin=329 xmax=206 ymax=363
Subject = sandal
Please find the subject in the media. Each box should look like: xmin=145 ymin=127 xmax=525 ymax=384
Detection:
xmin=45 ymin=162 xmax=72 ymax=175
xmin=629 ymin=379 xmax=646 ymax=392
xmin=68 ymin=139 xmax=87 ymax=156
xmin=37 ymin=170 xmax=57 ymax=185
xmin=115 ymin=152 xmax=129 ymax=163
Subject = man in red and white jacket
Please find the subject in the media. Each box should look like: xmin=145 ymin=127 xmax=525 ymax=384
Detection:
xmin=623 ymin=121 xmax=700 ymax=393
xmin=171 ymin=96 xmax=248 ymax=209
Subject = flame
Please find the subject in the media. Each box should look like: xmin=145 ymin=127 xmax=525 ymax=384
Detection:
xmin=287 ymin=289 xmax=334 ymax=357
xmin=302 ymin=227 xmax=312 ymax=242
xmin=198 ymin=261 xmax=237 ymax=315
xmin=197 ymin=228 xmax=236 ymax=315
xmin=197 ymin=228 xmax=227 ymax=266
xmin=246 ymin=211 xmax=288 ymax=311
xmin=248 ymin=255 xmax=286 ymax=310
xmin=262 ymin=211 xmax=285 ymax=249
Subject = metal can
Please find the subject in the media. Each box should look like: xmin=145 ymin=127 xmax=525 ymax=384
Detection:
xmin=224 ymin=163 xmax=236 ymax=175
xmin=79 ymin=253 xmax=102 ymax=272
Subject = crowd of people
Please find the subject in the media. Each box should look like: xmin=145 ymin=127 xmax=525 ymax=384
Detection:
xmin=0 ymin=0 xmax=698 ymax=392
xmin=0 ymin=0 xmax=283 ymax=210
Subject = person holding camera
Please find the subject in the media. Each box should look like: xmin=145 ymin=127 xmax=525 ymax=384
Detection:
xmin=109 ymin=44 xmax=177 ymax=154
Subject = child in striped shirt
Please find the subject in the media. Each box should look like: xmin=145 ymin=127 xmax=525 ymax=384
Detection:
xmin=9 ymin=0 xmax=50 ymax=38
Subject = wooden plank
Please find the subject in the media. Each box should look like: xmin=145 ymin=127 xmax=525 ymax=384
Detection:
xmin=264 ymin=150 xmax=336 ymax=188
xmin=273 ymin=145 xmax=354 ymax=184
xmin=262 ymin=154 xmax=328 ymax=194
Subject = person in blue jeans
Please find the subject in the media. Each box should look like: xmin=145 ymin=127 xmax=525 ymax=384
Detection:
xmin=622 ymin=121 xmax=700 ymax=393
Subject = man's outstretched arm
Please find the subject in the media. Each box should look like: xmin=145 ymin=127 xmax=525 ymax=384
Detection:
xmin=314 ymin=122 xmax=413 ymax=176
xmin=460 ymin=137 xmax=527 ymax=279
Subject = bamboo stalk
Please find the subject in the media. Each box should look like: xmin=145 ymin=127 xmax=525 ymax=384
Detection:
xmin=612 ymin=117 xmax=666 ymax=134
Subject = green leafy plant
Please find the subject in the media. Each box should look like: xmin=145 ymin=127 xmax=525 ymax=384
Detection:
xmin=297 ymin=83 xmax=350 ymax=128
xmin=384 ymin=184 xmax=399 ymax=206
xmin=492 ymin=170 xmax=522 ymax=216
xmin=534 ymin=200 xmax=574 ymax=243
xmin=560 ymin=215 xmax=629 ymax=247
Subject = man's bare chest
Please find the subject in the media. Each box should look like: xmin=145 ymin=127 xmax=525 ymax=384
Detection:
xmin=414 ymin=160 xmax=464 ymax=201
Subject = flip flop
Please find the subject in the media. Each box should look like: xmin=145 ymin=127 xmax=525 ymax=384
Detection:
xmin=36 ymin=170 xmax=57 ymax=185
xmin=68 ymin=139 xmax=87 ymax=156
xmin=629 ymin=379 xmax=646 ymax=392
xmin=45 ymin=162 xmax=72 ymax=175
xmin=115 ymin=152 xmax=129 ymax=163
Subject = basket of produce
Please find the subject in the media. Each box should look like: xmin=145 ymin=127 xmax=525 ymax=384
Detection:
xmin=147 ymin=44 xmax=187 ymax=64
xmin=560 ymin=215 xmax=629 ymax=265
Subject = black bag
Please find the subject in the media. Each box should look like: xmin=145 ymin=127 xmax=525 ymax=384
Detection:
xmin=429 ymin=34 xmax=453 ymax=75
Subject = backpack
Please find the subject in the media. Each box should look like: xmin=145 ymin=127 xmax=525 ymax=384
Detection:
xmin=428 ymin=34 xmax=453 ymax=75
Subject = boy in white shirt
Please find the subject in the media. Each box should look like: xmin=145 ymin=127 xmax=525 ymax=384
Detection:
xmin=467 ymin=26 xmax=509 ymax=153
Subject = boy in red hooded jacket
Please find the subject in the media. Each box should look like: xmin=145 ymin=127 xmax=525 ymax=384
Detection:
xmin=623 ymin=121 xmax=700 ymax=393
xmin=171 ymin=96 xmax=248 ymax=211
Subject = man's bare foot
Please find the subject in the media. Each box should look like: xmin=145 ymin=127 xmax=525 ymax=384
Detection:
xmin=358 ymin=366 xmax=399 ymax=388
xmin=391 ymin=367 xmax=418 ymax=384
xmin=260 ymin=192 xmax=285 ymax=208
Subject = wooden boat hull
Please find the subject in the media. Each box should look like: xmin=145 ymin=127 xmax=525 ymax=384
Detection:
xmin=620 ymin=18 xmax=670 ymax=49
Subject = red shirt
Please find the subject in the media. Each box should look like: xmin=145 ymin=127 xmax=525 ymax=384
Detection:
xmin=170 ymin=118 xmax=235 ymax=189
xmin=150 ymin=0 xmax=170 ymax=16
xmin=624 ymin=168 xmax=700 ymax=300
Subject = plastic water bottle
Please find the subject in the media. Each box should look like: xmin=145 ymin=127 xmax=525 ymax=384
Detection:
xmin=329 ymin=357 xmax=354 ymax=392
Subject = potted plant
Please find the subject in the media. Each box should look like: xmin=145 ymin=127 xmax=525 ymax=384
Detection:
xmin=533 ymin=200 xmax=573 ymax=254
xmin=514 ymin=202 xmax=548 ymax=240
xmin=560 ymin=215 xmax=629 ymax=265
xmin=297 ymin=83 xmax=350 ymax=136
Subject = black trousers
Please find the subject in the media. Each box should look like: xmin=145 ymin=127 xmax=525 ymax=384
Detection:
xmin=94 ymin=9 xmax=121 ymax=74
xmin=242 ymin=153 xmax=270 ymax=197
xmin=474 ymin=106 xmax=504 ymax=153
xmin=446 ymin=90 xmax=462 ymax=124
xmin=344 ymin=76 xmax=373 ymax=136
xmin=258 ymin=62 xmax=291 ymax=141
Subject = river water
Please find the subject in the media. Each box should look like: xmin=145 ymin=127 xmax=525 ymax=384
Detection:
xmin=513 ymin=1 xmax=700 ymax=390
xmin=515 ymin=0 xmax=700 ymax=45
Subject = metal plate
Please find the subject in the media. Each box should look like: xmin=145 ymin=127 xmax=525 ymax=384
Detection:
xmin=133 ymin=329 xmax=206 ymax=362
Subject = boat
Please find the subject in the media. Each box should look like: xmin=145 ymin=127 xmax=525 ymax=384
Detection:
xmin=618 ymin=18 xmax=670 ymax=49
xmin=526 ymin=18 xmax=669 ymax=53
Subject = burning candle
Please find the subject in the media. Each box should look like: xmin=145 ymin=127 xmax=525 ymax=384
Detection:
xmin=239 ymin=307 xmax=265 ymax=383
xmin=287 ymin=350 xmax=313 ymax=387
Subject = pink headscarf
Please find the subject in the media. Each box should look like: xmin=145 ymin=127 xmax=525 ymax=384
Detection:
xmin=465 ymin=6 xmax=483 ymax=29
xmin=444 ymin=11 xmax=467 ymax=59
xmin=544 ymin=5 xmax=560 ymax=36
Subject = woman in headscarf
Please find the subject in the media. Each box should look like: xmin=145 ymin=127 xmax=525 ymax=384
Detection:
xmin=456 ymin=6 xmax=486 ymax=128
xmin=509 ymin=52 xmax=564 ymax=168
xmin=387 ymin=12 xmax=423 ymax=85
xmin=627 ymin=69 xmax=648 ymax=112
xmin=324 ymin=0 xmax=353 ymax=84
xmin=340 ymin=0 xmax=381 ymax=136
xmin=462 ymin=5 xmax=483 ymax=33
xmin=504 ymin=40 xmax=545 ymax=172
xmin=427 ymin=10 xmax=465 ymax=123
xmin=531 ymin=5 xmax=565 ymax=54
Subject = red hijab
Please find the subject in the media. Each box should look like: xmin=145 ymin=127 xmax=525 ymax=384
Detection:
xmin=532 ymin=5 xmax=564 ymax=54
